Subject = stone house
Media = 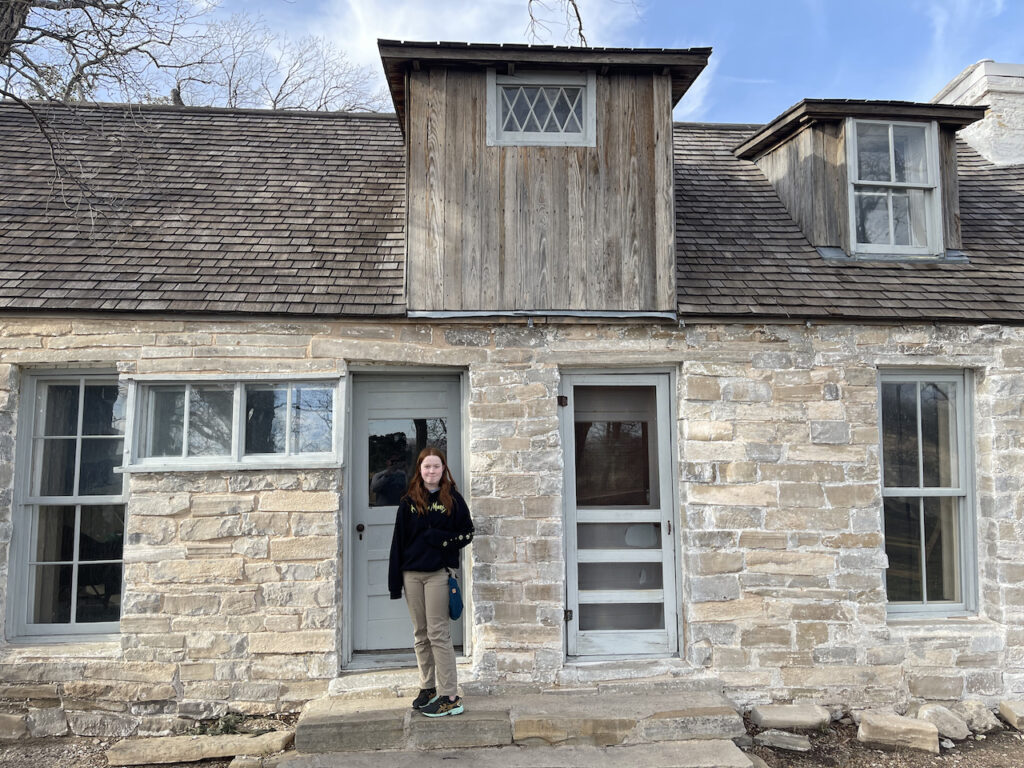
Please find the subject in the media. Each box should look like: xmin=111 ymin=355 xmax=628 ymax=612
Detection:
xmin=0 ymin=42 xmax=1022 ymax=736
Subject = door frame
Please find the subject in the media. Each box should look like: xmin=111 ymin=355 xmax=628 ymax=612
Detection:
xmin=559 ymin=368 xmax=682 ymax=659
xmin=341 ymin=367 xmax=471 ymax=669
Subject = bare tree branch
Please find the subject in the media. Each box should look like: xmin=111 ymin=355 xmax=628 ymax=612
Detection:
xmin=527 ymin=0 xmax=588 ymax=46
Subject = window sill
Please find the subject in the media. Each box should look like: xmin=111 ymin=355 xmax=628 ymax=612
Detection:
xmin=1 ymin=636 xmax=120 ymax=659
xmin=121 ymin=458 xmax=340 ymax=473
xmin=885 ymin=614 xmax=998 ymax=635
xmin=817 ymin=246 xmax=969 ymax=264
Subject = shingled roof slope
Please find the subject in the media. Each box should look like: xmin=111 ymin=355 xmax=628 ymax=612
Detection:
xmin=0 ymin=104 xmax=405 ymax=316
xmin=674 ymin=124 xmax=1024 ymax=322
xmin=1 ymin=104 xmax=1023 ymax=322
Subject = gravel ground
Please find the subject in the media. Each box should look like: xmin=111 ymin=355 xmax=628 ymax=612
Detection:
xmin=750 ymin=722 xmax=1024 ymax=768
xmin=0 ymin=720 xmax=1021 ymax=767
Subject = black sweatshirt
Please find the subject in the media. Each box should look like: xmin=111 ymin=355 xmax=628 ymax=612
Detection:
xmin=388 ymin=488 xmax=474 ymax=599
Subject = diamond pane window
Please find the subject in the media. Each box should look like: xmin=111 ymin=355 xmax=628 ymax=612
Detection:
xmin=490 ymin=71 xmax=595 ymax=147
xmin=501 ymin=86 xmax=583 ymax=135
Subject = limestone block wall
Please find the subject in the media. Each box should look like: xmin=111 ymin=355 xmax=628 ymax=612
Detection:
xmin=676 ymin=322 xmax=1017 ymax=708
xmin=121 ymin=470 xmax=342 ymax=718
xmin=0 ymin=315 xmax=1021 ymax=732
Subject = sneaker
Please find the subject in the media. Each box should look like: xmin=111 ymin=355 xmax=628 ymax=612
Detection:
xmin=420 ymin=695 xmax=464 ymax=717
xmin=411 ymin=688 xmax=437 ymax=709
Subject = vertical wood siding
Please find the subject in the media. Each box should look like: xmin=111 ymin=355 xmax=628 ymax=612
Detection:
xmin=407 ymin=68 xmax=675 ymax=312
xmin=755 ymin=122 xmax=847 ymax=250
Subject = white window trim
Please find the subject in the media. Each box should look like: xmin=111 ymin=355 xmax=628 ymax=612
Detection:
xmin=846 ymin=118 xmax=944 ymax=257
xmin=878 ymin=369 xmax=977 ymax=618
xmin=122 ymin=376 xmax=345 ymax=472
xmin=9 ymin=371 xmax=126 ymax=640
xmin=486 ymin=68 xmax=597 ymax=147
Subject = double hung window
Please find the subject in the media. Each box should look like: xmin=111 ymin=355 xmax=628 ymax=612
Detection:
xmin=848 ymin=119 xmax=942 ymax=256
xmin=133 ymin=379 xmax=339 ymax=468
xmin=879 ymin=371 xmax=974 ymax=615
xmin=12 ymin=374 xmax=127 ymax=637
xmin=487 ymin=69 xmax=596 ymax=147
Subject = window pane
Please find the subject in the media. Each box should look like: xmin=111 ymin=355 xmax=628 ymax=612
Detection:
xmin=37 ymin=438 xmax=77 ymax=496
xmin=923 ymin=497 xmax=959 ymax=602
xmin=534 ymin=88 xmax=553 ymax=130
xmin=367 ymin=417 xmax=447 ymax=506
xmin=574 ymin=385 xmax=657 ymax=507
xmin=921 ymin=382 xmax=959 ymax=487
xmin=39 ymin=384 xmax=79 ymax=437
xmin=892 ymin=190 xmax=928 ymax=248
xmin=856 ymin=123 xmax=891 ymax=181
xmin=245 ymin=385 xmax=287 ymax=454
xmin=512 ymin=88 xmax=533 ymax=129
xmin=149 ymin=387 xmax=185 ymax=457
xmin=32 ymin=564 xmax=72 ymax=623
xmin=577 ymin=523 xmax=661 ymax=549
xmin=188 ymin=385 xmax=233 ymax=457
xmin=576 ymin=421 xmax=651 ymax=505
xmin=76 ymin=563 xmax=122 ymax=623
xmin=893 ymin=124 xmax=928 ymax=183
xmin=881 ymin=382 xmax=920 ymax=487
xmin=884 ymin=497 xmax=923 ymax=602
xmin=79 ymin=505 xmax=124 ymax=561
xmin=855 ymin=189 xmax=890 ymax=245
xmin=34 ymin=505 xmax=76 ymax=562
xmin=579 ymin=602 xmax=663 ymax=631
xmin=578 ymin=562 xmax=663 ymax=591
xmin=82 ymin=384 xmax=126 ymax=436
xmin=79 ymin=438 xmax=123 ymax=495
xmin=291 ymin=385 xmax=333 ymax=454
xmin=501 ymin=88 xmax=516 ymax=130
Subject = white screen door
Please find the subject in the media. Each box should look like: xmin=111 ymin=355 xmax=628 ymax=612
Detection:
xmin=561 ymin=373 xmax=678 ymax=656
xmin=350 ymin=374 xmax=463 ymax=653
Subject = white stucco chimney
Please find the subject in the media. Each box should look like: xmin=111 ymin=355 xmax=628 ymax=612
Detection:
xmin=933 ymin=60 xmax=1024 ymax=166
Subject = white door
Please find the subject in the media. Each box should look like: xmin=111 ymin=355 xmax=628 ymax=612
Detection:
xmin=351 ymin=375 xmax=463 ymax=652
xmin=561 ymin=374 xmax=678 ymax=656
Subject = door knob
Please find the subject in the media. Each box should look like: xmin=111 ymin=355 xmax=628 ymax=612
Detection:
xmin=356 ymin=523 xmax=365 ymax=540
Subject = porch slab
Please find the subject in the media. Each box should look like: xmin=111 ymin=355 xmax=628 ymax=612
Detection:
xmin=277 ymin=740 xmax=754 ymax=768
xmin=295 ymin=688 xmax=745 ymax=753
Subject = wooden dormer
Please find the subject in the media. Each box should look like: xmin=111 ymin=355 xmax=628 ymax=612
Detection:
xmin=734 ymin=100 xmax=985 ymax=260
xmin=379 ymin=41 xmax=710 ymax=315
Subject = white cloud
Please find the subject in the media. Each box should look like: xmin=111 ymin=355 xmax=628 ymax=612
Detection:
xmin=317 ymin=0 xmax=645 ymax=76
xmin=918 ymin=0 xmax=1006 ymax=98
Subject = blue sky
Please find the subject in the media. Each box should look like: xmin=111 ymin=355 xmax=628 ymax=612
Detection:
xmin=216 ymin=0 xmax=1024 ymax=123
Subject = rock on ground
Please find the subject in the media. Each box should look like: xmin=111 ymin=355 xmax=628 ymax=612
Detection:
xmin=106 ymin=731 xmax=293 ymax=767
xmin=952 ymin=700 xmax=1003 ymax=734
xmin=753 ymin=729 xmax=812 ymax=752
xmin=857 ymin=712 xmax=939 ymax=755
xmin=749 ymin=705 xmax=830 ymax=731
xmin=917 ymin=703 xmax=970 ymax=741
xmin=999 ymin=700 xmax=1024 ymax=731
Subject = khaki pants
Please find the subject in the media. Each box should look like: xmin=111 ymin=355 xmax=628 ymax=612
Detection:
xmin=403 ymin=569 xmax=458 ymax=697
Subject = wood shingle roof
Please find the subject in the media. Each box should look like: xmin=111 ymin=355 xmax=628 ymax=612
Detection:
xmin=675 ymin=124 xmax=1024 ymax=322
xmin=0 ymin=104 xmax=405 ymax=317
xmin=1 ymin=102 xmax=1022 ymax=322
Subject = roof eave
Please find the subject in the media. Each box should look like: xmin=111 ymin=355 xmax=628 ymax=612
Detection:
xmin=378 ymin=39 xmax=711 ymax=132
xmin=734 ymin=99 xmax=988 ymax=161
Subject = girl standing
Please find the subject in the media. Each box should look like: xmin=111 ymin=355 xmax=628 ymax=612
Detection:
xmin=388 ymin=447 xmax=473 ymax=717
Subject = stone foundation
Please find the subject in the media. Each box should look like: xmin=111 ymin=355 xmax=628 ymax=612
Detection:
xmin=0 ymin=315 xmax=1021 ymax=734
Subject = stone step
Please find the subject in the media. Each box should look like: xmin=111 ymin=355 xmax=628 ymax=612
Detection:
xmin=277 ymin=740 xmax=753 ymax=768
xmin=295 ymin=690 xmax=745 ymax=754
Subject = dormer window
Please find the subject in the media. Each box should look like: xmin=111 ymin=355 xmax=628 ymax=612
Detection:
xmin=847 ymin=119 xmax=942 ymax=257
xmin=486 ymin=70 xmax=596 ymax=147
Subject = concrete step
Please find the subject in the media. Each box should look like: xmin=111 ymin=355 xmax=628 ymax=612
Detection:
xmin=295 ymin=689 xmax=745 ymax=754
xmin=278 ymin=740 xmax=753 ymax=768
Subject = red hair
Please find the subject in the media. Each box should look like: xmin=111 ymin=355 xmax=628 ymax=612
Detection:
xmin=406 ymin=447 xmax=457 ymax=515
